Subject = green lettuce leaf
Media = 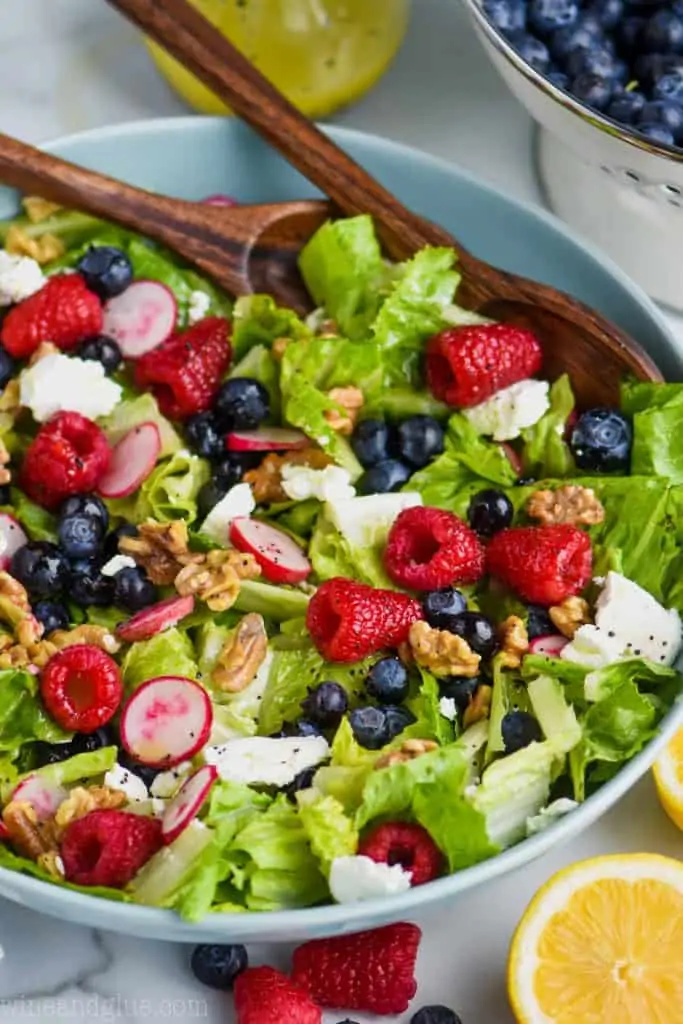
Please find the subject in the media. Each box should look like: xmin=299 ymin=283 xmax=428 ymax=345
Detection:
xmin=583 ymin=657 xmax=681 ymax=704
xmin=18 ymin=746 xmax=117 ymax=794
xmin=370 ymin=246 xmax=460 ymax=352
xmin=8 ymin=488 xmax=57 ymax=542
xmin=233 ymin=579 xmax=310 ymax=622
xmin=0 ymin=843 xmax=129 ymax=901
xmin=621 ymin=380 xmax=683 ymax=483
xmin=406 ymin=669 xmax=457 ymax=745
xmin=313 ymin=718 xmax=379 ymax=810
xmin=520 ymin=374 xmax=575 ymax=478
xmin=486 ymin=658 xmax=533 ymax=762
xmin=356 ymin=744 xmax=468 ymax=829
xmin=121 ymin=628 xmax=198 ymax=691
xmin=470 ymin=741 xmax=557 ymax=848
xmin=297 ymin=790 xmax=358 ymax=874
xmin=0 ymin=668 xmax=70 ymax=757
xmin=108 ymin=450 xmax=210 ymax=525
xmin=123 ymin=239 xmax=232 ymax=326
xmin=0 ymin=208 xmax=107 ymax=252
xmin=99 ymin=393 xmax=182 ymax=458
xmin=527 ymin=674 xmax=582 ymax=754
xmin=232 ymin=294 xmax=311 ymax=360
xmin=309 ymin=504 xmax=396 ymax=590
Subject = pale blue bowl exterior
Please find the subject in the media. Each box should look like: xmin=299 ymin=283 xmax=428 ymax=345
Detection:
xmin=0 ymin=117 xmax=681 ymax=943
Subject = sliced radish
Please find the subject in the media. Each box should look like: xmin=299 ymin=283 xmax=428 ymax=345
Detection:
xmin=229 ymin=516 xmax=311 ymax=585
xmin=161 ymin=764 xmax=217 ymax=844
xmin=120 ymin=675 xmax=213 ymax=768
xmin=97 ymin=422 xmax=161 ymax=499
xmin=116 ymin=594 xmax=195 ymax=643
xmin=0 ymin=514 xmax=28 ymax=571
xmin=529 ymin=634 xmax=569 ymax=657
xmin=12 ymin=774 xmax=67 ymax=821
xmin=226 ymin=428 xmax=309 ymax=452
xmin=103 ymin=280 xmax=177 ymax=359
xmin=202 ymin=194 xmax=238 ymax=207
xmin=500 ymin=442 xmax=523 ymax=477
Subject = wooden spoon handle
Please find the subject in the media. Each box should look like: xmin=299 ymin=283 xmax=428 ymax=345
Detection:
xmin=106 ymin=0 xmax=455 ymax=256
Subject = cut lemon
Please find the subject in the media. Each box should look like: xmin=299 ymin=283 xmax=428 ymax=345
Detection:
xmin=508 ymin=854 xmax=683 ymax=1024
xmin=653 ymin=727 xmax=683 ymax=830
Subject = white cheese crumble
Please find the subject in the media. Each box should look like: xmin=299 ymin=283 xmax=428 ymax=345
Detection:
xmin=199 ymin=483 xmax=256 ymax=546
xmin=597 ymin=572 xmax=680 ymax=667
xmin=20 ymin=353 xmax=122 ymax=423
xmin=281 ymin=464 xmax=355 ymax=503
xmin=439 ymin=696 xmax=458 ymax=721
xmin=329 ymin=855 xmax=412 ymax=904
xmin=526 ymin=798 xmax=578 ymax=837
xmin=0 ymin=251 xmax=45 ymax=306
xmin=463 ymin=378 xmax=550 ymax=442
xmin=188 ymin=289 xmax=211 ymax=325
xmin=561 ymin=624 xmax=624 ymax=670
xmin=202 ymin=735 xmax=329 ymax=788
xmin=150 ymin=761 xmax=192 ymax=799
xmin=103 ymin=763 xmax=149 ymax=803
xmin=100 ymin=554 xmax=137 ymax=577
xmin=328 ymin=492 xmax=423 ymax=549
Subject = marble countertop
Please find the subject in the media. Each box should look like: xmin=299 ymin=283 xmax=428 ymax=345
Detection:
xmin=1 ymin=2 xmax=683 ymax=1021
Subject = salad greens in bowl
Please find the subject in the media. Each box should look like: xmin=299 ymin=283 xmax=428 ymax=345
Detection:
xmin=0 ymin=118 xmax=680 ymax=944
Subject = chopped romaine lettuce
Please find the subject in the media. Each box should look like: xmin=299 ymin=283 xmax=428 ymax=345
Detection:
xmin=297 ymin=790 xmax=358 ymax=873
xmin=231 ymin=294 xmax=311 ymax=360
xmin=370 ymin=246 xmax=460 ymax=352
xmin=520 ymin=374 xmax=576 ymax=479
xmin=471 ymin=741 xmax=557 ymax=848
xmin=108 ymin=450 xmax=210 ymax=526
xmin=313 ymin=718 xmax=378 ymax=811
xmin=527 ymin=674 xmax=582 ymax=754
xmin=99 ymin=393 xmax=182 ymax=458
xmin=12 ymin=746 xmax=117 ymax=798
xmin=356 ymin=744 xmax=468 ymax=829
xmin=234 ymin=579 xmax=310 ymax=621
xmin=121 ymin=628 xmax=198 ymax=691
xmin=406 ymin=669 xmax=457 ymax=746
xmin=486 ymin=658 xmax=533 ymax=762
xmin=0 ymin=668 xmax=71 ymax=758
xmin=8 ymin=487 xmax=57 ymax=542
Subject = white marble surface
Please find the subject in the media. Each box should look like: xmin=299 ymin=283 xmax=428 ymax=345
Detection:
xmin=1 ymin=2 xmax=683 ymax=1022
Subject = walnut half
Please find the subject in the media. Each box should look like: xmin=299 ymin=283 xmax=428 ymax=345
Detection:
xmin=175 ymin=548 xmax=260 ymax=612
xmin=324 ymin=386 xmax=364 ymax=435
xmin=375 ymin=738 xmax=438 ymax=770
xmin=120 ymin=519 xmax=193 ymax=586
xmin=211 ymin=613 xmax=268 ymax=692
xmin=2 ymin=801 xmax=58 ymax=860
xmin=408 ymin=621 xmax=481 ymax=678
xmin=550 ymin=596 xmax=591 ymax=639
xmin=498 ymin=615 xmax=529 ymax=669
xmin=527 ymin=485 xmax=605 ymax=527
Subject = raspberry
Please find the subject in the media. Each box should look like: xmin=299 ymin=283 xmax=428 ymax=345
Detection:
xmin=487 ymin=524 xmax=592 ymax=606
xmin=426 ymin=323 xmax=543 ymax=408
xmin=292 ymin=922 xmax=422 ymax=1015
xmin=359 ymin=822 xmax=443 ymax=886
xmin=20 ymin=411 xmax=111 ymax=510
xmin=40 ymin=644 xmax=123 ymax=732
xmin=61 ymin=809 xmax=162 ymax=888
xmin=384 ymin=506 xmax=485 ymax=591
xmin=1 ymin=274 xmax=103 ymax=358
xmin=306 ymin=577 xmax=423 ymax=662
xmin=233 ymin=967 xmax=321 ymax=1024
xmin=134 ymin=317 xmax=231 ymax=420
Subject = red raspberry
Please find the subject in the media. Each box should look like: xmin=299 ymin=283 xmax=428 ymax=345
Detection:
xmin=487 ymin=524 xmax=592 ymax=606
xmin=359 ymin=822 xmax=443 ymax=886
xmin=40 ymin=644 xmax=123 ymax=732
xmin=384 ymin=506 xmax=485 ymax=591
xmin=61 ymin=810 xmax=162 ymax=888
xmin=20 ymin=411 xmax=111 ymax=509
xmin=426 ymin=323 xmax=543 ymax=408
xmin=1 ymin=274 xmax=103 ymax=358
xmin=234 ymin=967 xmax=321 ymax=1024
xmin=306 ymin=577 xmax=423 ymax=662
xmin=134 ymin=317 xmax=231 ymax=420
xmin=292 ymin=922 xmax=421 ymax=1015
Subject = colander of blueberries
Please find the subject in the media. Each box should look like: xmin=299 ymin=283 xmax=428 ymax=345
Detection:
xmin=462 ymin=0 xmax=683 ymax=312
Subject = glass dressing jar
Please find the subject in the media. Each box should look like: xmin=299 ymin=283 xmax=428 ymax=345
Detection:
xmin=146 ymin=0 xmax=411 ymax=118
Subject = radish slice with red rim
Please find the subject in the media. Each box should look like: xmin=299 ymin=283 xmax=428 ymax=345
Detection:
xmin=116 ymin=594 xmax=195 ymax=643
xmin=500 ymin=443 xmax=523 ymax=478
xmin=97 ymin=422 xmax=161 ymax=499
xmin=103 ymin=280 xmax=177 ymax=359
xmin=0 ymin=514 xmax=28 ymax=571
xmin=120 ymin=675 xmax=213 ymax=769
xmin=12 ymin=774 xmax=67 ymax=821
xmin=161 ymin=764 xmax=217 ymax=844
xmin=528 ymin=634 xmax=569 ymax=657
xmin=226 ymin=428 xmax=309 ymax=452
xmin=229 ymin=516 xmax=311 ymax=585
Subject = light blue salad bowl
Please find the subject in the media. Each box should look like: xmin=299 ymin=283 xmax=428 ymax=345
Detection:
xmin=0 ymin=116 xmax=681 ymax=943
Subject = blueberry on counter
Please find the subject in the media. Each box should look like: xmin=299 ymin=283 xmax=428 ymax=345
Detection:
xmin=185 ymin=411 xmax=225 ymax=461
xmin=190 ymin=944 xmax=248 ymax=990
xmin=357 ymin=459 xmax=411 ymax=495
xmin=422 ymin=587 xmax=468 ymax=629
xmin=570 ymin=408 xmax=632 ymax=472
xmin=301 ymin=681 xmax=349 ymax=728
xmin=396 ymin=415 xmax=445 ymax=468
xmin=113 ymin=565 xmax=157 ymax=611
xmin=351 ymin=418 xmax=391 ymax=467
xmin=0 ymin=345 xmax=15 ymax=391
xmin=78 ymin=335 xmax=123 ymax=375
xmin=443 ymin=611 xmax=498 ymax=660
xmin=411 ymin=1007 xmax=463 ymax=1024
xmin=76 ymin=245 xmax=133 ymax=300
xmin=502 ymin=710 xmax=543 ymax=753
xmin=213 ymin=377 xmax=270 ymax=430
xmin=366 ymin=657 xmax=409 ymax=704
xmin=11 ymin=541 xmax=70 ymax=599
xmin=33 ymin=600 xmax=70 ymax=636
xmin=467 ymin=489 xmax=514 ymax=538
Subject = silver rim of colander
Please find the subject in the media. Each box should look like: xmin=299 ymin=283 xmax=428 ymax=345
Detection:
xmin=463 ymin=0 xmax=683 ymax=163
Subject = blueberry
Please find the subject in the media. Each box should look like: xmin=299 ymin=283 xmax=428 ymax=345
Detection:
xmin=103 ymin=523 xmax=138 ymax=561
xmin=185 ymin=411 xmax=225 ymax=461
xmin=215 ymin=452 xmax=261 ymax=481
xmin=638 ymin=122 xmax=676 ymax=145
xmin=76 ymin=245 xmax=133 ymax=300
xmin=482 ymin=0 xmax=526 ymax=35
xmin=0 ymin=345 xmax=15 ymax=391
xmin=550 ymin=18 xmax=604 ymax=62
xmin=616 ymin=15 xmax=645 ymax=57
xmin=196 ymin=478 xmax=231 ymax=521
xmin=113 ymin=566 xmax=157 ymax=611
xmin=284 ymin=766 xmax=318 ymax=799
xmin=213 ymin=378 xmax=270 ymax=430
xmin=349 ymin=706 xmax=391 ymax=749
xmin=301 ymin=682 xmax=349 ymax=728
xmin=278 ymin=719 xmax=323 ymax=738
xmin=366 ymin=657 xmax=409 ymax=704
xmin=439 ymin=675 xmax=480 ymax=711
xmin=384 ymin=704 xmax=416 ymax=740
xmin=60 ymin=493 xmax=109 ymax=530
xmin=11 ymin=542 xmax=69 ymax=599
xmin=642 ymin=10 xmax=683 ymax=55
xmin=570 ymin=72 xmax=613 ymax=110
xmin=653 ymin=70 xmax=683 ymax=102
xmin=467 ymin=488 xmax=514 ymax=538
xmin=508 ymin=31 xmax=552 ymax=72
xmin=357 ymin=459 xmax=411 ymax=495
xmin=396 ymin=416 xmax=445 ymax=469
xmin=566 ymin=45 xmax=623 ymax=81
xmin=58 ymin=513 xmax=105 ymax=559
xmin=606 ymin=91 xmax=646 ymax=125
xmin=422 ymin=587 xmax=467 ymax=629
xmin=639 ymin=99 xmax=683 ymax=142
xmin=443 ymin=612 xmax=498 ymax=660
xmin=526 ymin=604 xmax=555 ymax=640
xmin=69 ymin=561 xmax=115 ymax=606
xmin=501 ymin=711 xmax=543 ymax=753
xmin=78 ymin=335 xmax=123 ymax=375
xmin=528 ymin=0 xmax=579 ymax=37
xmin=570 ymin=408 xmax=632 ymax=472
xmin=190 ymin=944 xmax=248 ymax=990
xmin=69 ymin=726 xmax=116 ymax=756
xmin=31 ymin=740 xmax=73 ymax=767
xmin=586 ymin=0 xmax=623 ymax=31
xmin=547 ymin=68 xmax=570 ymax=90
xmin=410 ymin=1007 xmax=463 ymax=1024
xmin=351 ymin=419 xmax=391 ymax=468
xmin=634 ymin=53 xmax=683 ymax=91
xmin=33 ymin=600 xmax=70 ymax=635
